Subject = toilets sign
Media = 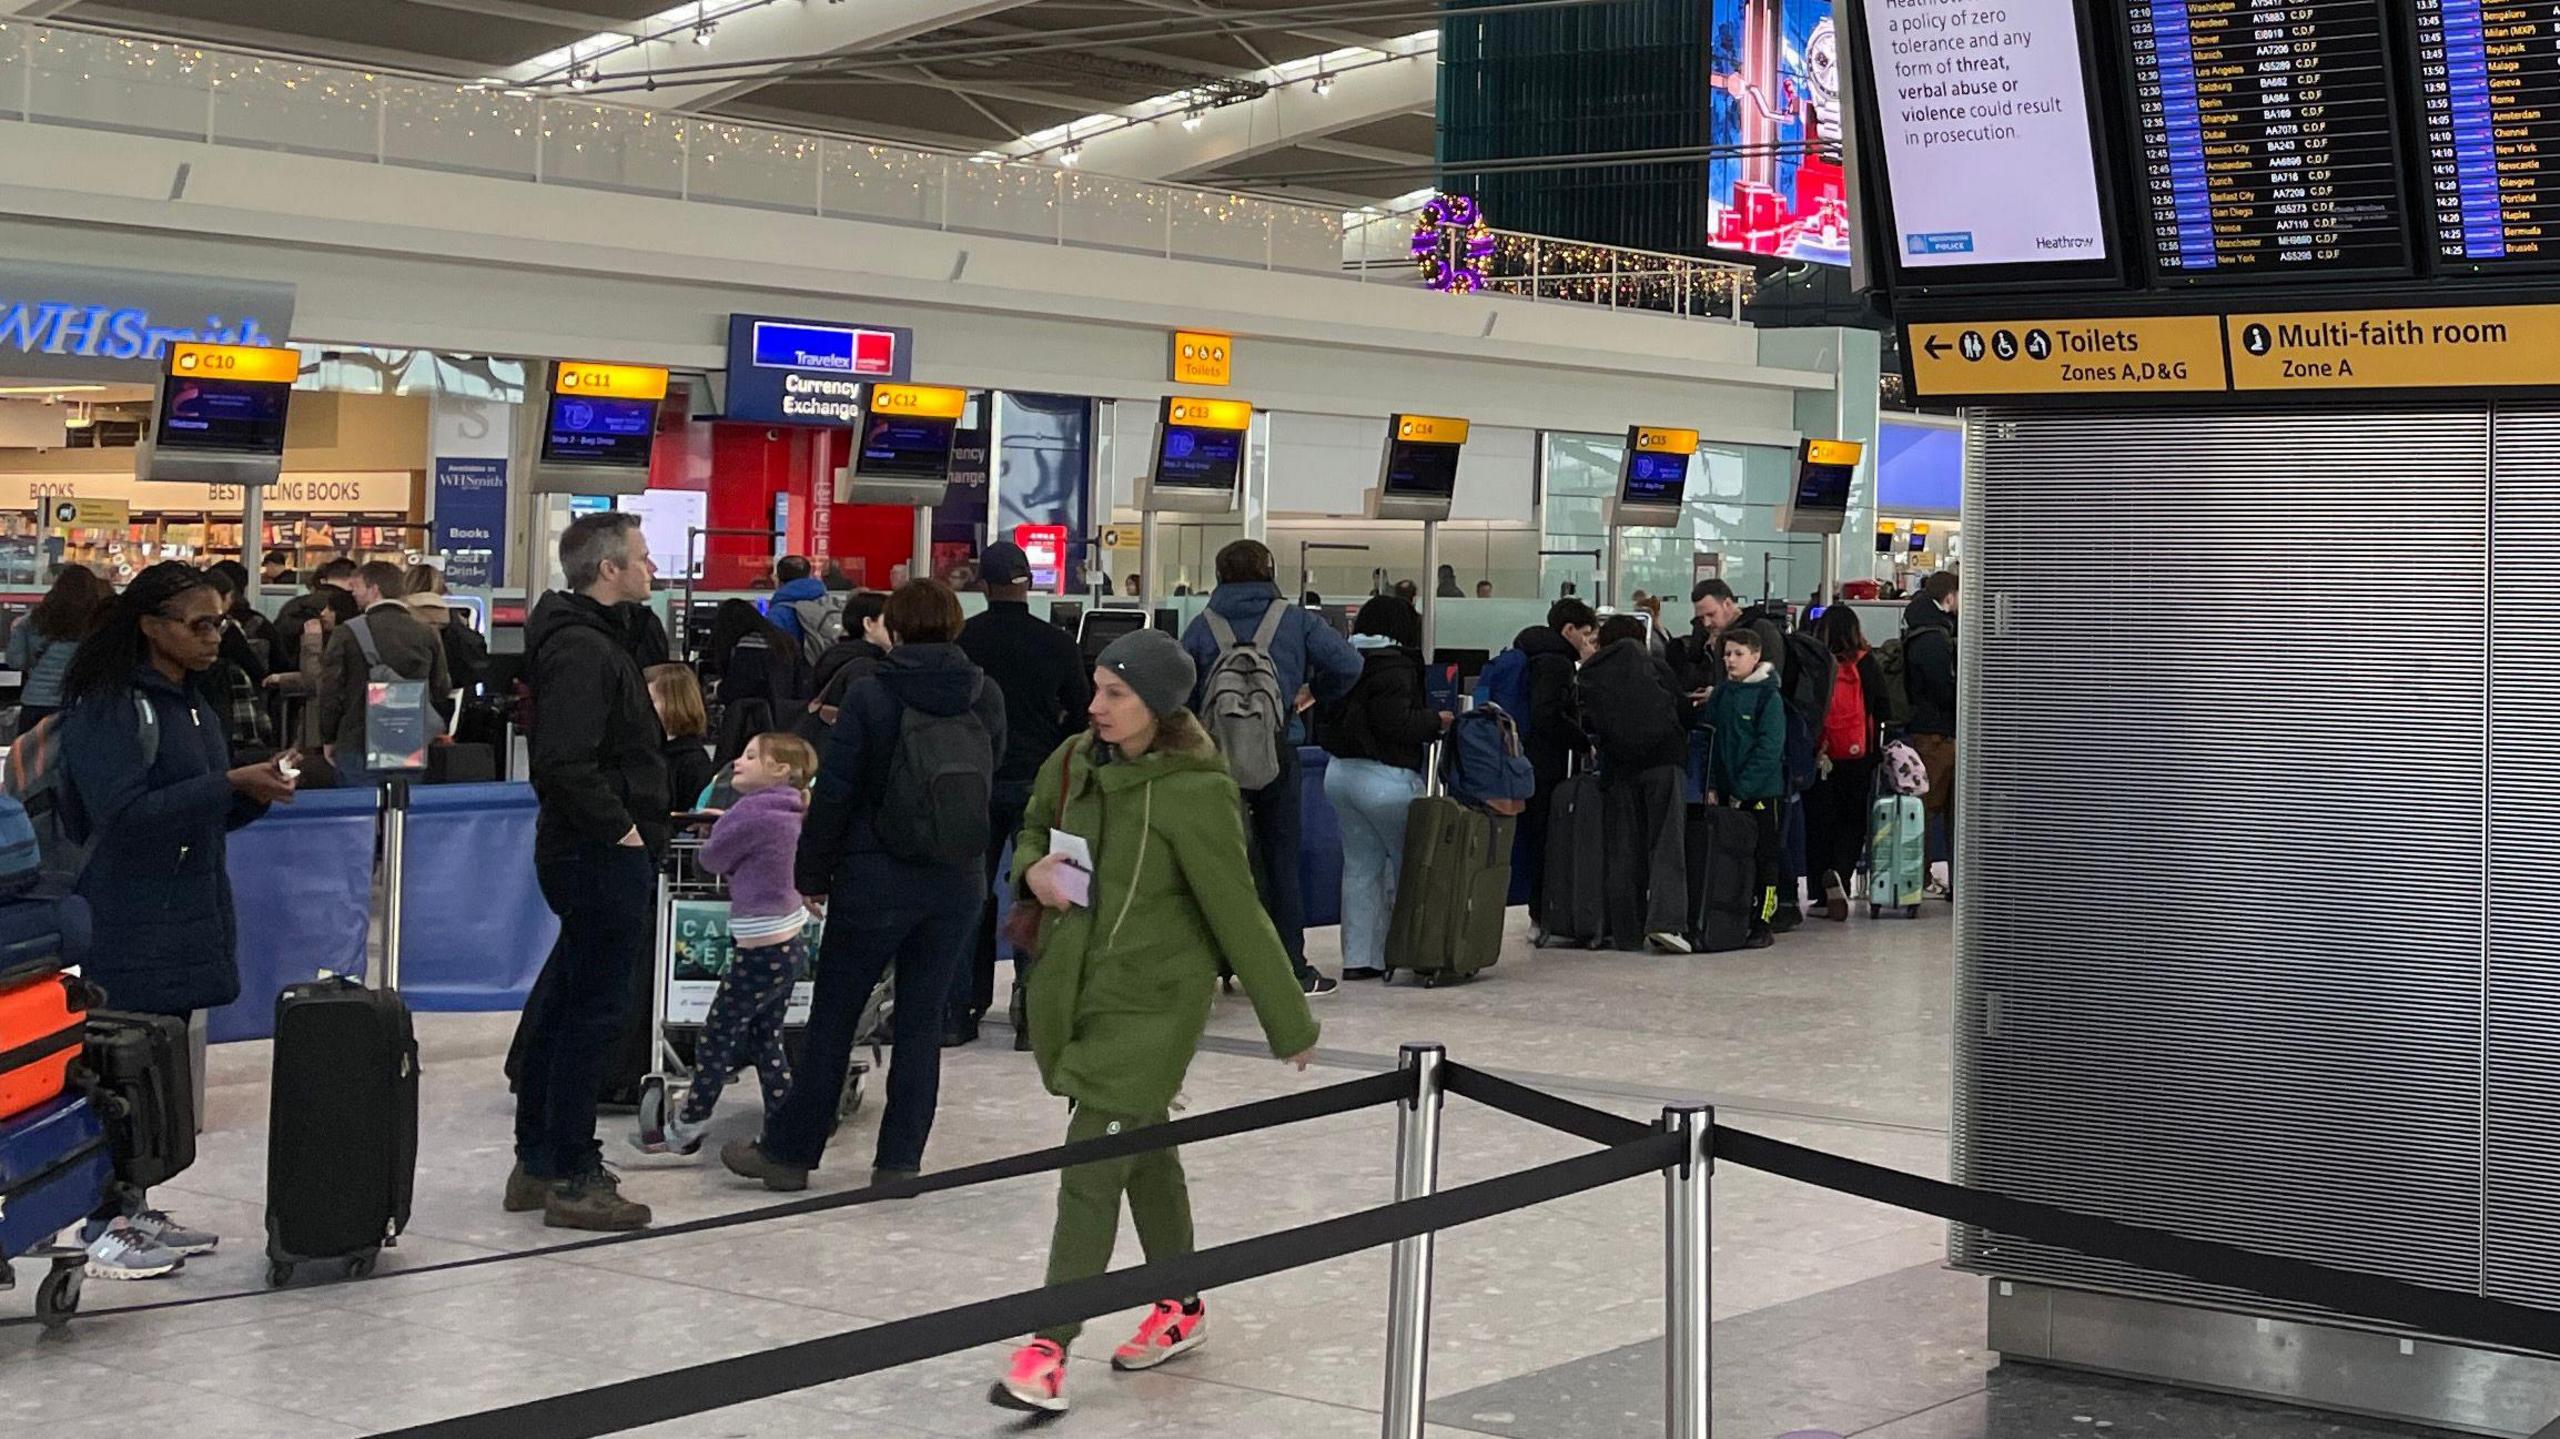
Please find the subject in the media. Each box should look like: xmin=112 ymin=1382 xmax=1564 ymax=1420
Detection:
xmin=0 ymin=261 xmax=296 ymax=382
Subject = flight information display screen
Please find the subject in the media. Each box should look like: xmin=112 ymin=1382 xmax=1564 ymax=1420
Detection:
xmin=1154 ymin=424 xmax=1245 ymax=491
xmin=541 ymin=395 xmax=658 ymax=466
xmin=1621 ymin=450 xmax=1690 ymax=506
xmin=2124 ymin=0 xmax=2412 ymax=279
xmin=1380 ymin=440 xmax=1462 ymax=498
xmin=156 ymin=374 xmax=289 ymax=456
xmin=853 ymin=413 xmax=960 ymax=481
xmin=2411 ymin=1 xmax=2560 ymax=269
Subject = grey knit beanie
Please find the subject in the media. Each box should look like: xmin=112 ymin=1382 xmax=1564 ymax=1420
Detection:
xmin=1096 ymin=628 xmax=1195 ymax=718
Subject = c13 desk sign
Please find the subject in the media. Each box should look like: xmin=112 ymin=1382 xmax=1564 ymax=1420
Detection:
xmin=1904 ymin=316 xmax=2230 ymax=398
xmin=2227 ymin=305 xmax=2560 ymax=390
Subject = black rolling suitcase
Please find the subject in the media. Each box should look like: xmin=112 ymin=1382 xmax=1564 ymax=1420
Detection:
xmin=1537 ymin=756 xmax=1607 ymax=948
xmin=1686 ymin=804 xmax=1760 ymax=953
xmin=81 ymin=1010 xmax=195 ymax=1191
xmin=264 ymin=783 xmax=421 ymax=1286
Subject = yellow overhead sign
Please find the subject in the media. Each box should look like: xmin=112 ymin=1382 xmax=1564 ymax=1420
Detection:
xmin=1172 ymin=331 xmax=1233 ymax=387
xmin=1805 ymin=438 xmax=1864 ymax=467
xmin=168 ymin=342 xmax=298 ymax=385
xmin=552 ymin=361 xmax=669 ymax=400
xmin=48 ymin=497 xmax=128 ymax=528
xmin=2226 ymin=306 xmax=2560 ymax=391
xmin=1167 ymin=397 xmax=1253 ymax=430
xmin=1632 ymin=427 xmax=1700 ymax=455
xmin=1905 ymin=317 xmax=2229 ymax=399
xmin=866 ymin=383 xmax=970 ymax=419
xmin=1393 ymin=414 xmax=1470 ymax=445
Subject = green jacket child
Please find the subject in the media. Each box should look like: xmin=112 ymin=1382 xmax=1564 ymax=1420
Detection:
xmin=1703 ymin=658 xmax=1785 ymax=803
xmin=1011 ymin=724 xmax=1320 ymax=1117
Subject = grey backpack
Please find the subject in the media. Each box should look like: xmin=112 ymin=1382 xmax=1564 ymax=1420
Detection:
xmin=1197 ymin=604 xmax=1289 ymax=791
xmin=876 ymin=678 xmax=995 ymax=865
xmin=785 ymin=594 xmax=847 ymax=668
xmin=344 ymin=616 xmax=403 ymax=683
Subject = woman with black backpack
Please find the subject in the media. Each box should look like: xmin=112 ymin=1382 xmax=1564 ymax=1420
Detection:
xmin=719 ymin=579 xmax=1005 ymax=1194
xmin=1317 ymin=595 xmax=1449 ymax=981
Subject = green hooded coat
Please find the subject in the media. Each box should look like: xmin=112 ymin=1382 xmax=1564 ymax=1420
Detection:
xmin=1012 ymin=724 xmax=1320 ymax=1115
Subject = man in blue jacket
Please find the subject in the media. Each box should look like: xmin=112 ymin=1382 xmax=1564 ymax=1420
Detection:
xmin=1181 ymin=540 xmax=1362 ymax=996
xmin=765 ymin=555 xmax=832 ymax=651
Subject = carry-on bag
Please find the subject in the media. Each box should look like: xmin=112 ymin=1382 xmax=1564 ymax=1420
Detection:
xmin=0 ymin=971 xmax=93 ymax=1123
xmin=1685 ymin=804 xmax=1761 ymax=953
xmin=1537 ymin=756 xmax=1608 ymax=949
xmin=264 ymin=781 xmax=420 ymax=1286
xmin=82 ymin=1009 xmax=196 ymax=1191
xmin=1385 ymin=743 xmax=1514 ymax=987
xmin=0 ymin=1092 xmax=116 ymax=1324
xmin=0 ymin=892 xmax=91 ymax=989
xmin=1867 ymin=788 xmax=1926 ymax=919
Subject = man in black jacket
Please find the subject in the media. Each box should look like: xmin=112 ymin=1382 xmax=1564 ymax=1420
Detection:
xmin=1578 ymin=615 xmax=1692 ymax=952
xmin=1902 ymin=571 xmax=1959 ymax=896
xmin=508 ymin=512 xmax=668 ymax=1233
xmin=269 ymin=557 xmax=357 ymax=676
xmin=1512 ymin=598 xmax=1597 ymax=931
xmin=950 ymin=543 xmax=1090 ymax=1047
xmin=315 ymin=561 xmax=454 ymax=785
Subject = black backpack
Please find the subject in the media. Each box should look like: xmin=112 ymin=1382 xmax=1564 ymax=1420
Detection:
xmin=876 ymin=679 xmax=995 ymax=865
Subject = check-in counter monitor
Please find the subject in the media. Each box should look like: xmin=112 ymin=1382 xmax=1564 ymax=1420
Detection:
xmin=1370 ymin=414 xmax=1469 ymax=522
xmin=835 ymin=383 xmax=969 ymax=508
xmin=528 ymin=360 xmax=669 ymax=495
xmin=1779 ymin=438 xmax=1864 ymax=535
xmin=1613 ymin=426 xmax=1697 ymax=529
xmin=1140 ymin=396 xmax=1252 ymax=514
xmin=1078 ymin=606 xmax=1149 ymax=661
xmin=137 ymin=342 xmax=298 ymax=486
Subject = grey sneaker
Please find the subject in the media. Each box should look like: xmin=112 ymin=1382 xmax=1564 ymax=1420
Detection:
xmin=85 ymin=1224 xmax=185 ymax=1280
xmin=543 ymin=1164 xmax=652 ymax=1231
xmin=125 ymin=1207 xmax=218 ymax=1256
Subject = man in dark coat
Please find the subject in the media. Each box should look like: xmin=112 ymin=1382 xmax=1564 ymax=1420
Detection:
xmin=314 ymin=561 xmax=454 ymax=785
xmin=1512 ymin=598 xmax=1596 ymax=932
xmin=1902 ymin=570 xmax=1959 ymax=896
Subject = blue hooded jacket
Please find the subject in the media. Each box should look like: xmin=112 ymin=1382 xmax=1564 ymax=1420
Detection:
xmin=1180 ymin=581 xmax=1363 ymax=717
xmin=63 ymin=664 xmax=269 ymax=1015
xmin=766 ymin=576 xmax=831 ymax=643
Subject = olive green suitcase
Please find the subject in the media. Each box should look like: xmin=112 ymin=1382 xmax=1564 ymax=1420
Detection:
xmin=1384 ymin=747 xmax=1514 ymax=987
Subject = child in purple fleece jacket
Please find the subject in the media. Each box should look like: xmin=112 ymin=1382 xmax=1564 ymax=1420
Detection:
xmin=635 ymin=732 xmax=818 ymax=1157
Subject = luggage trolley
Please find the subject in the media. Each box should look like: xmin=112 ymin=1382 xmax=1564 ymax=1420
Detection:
xmin=640 ymin=828 xmax=887 ymax=1128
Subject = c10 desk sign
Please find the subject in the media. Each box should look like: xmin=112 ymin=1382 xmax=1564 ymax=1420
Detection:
xmin=725 ymin=314 xmax=914 ymax=426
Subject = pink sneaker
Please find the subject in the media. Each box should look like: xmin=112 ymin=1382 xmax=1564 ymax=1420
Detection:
xmin=990 ymin=1338 xmax=1069 ymax=1414
xmin=1112 ymin=1298 xmax=1207 ymax=1372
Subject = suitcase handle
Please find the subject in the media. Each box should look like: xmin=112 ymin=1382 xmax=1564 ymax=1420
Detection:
xmin=1423 ymin=740 xmax=1445 ymax=800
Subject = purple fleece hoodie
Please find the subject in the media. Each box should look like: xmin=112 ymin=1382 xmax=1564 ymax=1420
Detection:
xmin=699 ymin=785 xmax=806 ymax=920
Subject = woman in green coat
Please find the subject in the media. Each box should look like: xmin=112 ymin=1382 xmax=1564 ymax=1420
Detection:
xmin=991 ymin=628 xmax=1320 ymax=1416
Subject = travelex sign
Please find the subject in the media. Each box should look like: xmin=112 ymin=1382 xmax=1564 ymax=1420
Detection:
xmin=724 ymin=313 xmax=914 ymax=426
xmin=0 ymin=261 xmax=296 ymax=381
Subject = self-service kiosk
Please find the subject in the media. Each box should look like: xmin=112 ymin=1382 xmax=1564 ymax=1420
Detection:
xmin=1368 ymin=412 xmax=1470 ymax=650
xmin=834 ymin=383 xmax=972 ymax=585
xmin=1605 ymin=425 xmax=1698 ymax=608
xmin=135 ymin=341 xmax=300 ymax=586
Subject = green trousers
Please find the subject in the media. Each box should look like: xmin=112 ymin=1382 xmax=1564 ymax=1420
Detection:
xmin=1038 ymin=1104 xmax=1194 ymax=1345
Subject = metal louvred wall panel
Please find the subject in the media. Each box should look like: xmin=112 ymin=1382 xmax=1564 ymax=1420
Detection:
xmin=1952 ymin=405 xmax=2492 ymax=1320
xmin=2486 ymin=404 xmax=2560 ymax=1312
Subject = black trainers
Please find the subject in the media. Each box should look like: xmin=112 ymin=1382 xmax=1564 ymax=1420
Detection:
xmin=1300 ymin=972 xmax=1340 ymax=999
xmin=942 ymin=1013 xmax=980 ymax=1049
xmin=1770 ymin=907 xmax=1804 ymax=934
xmin=544 ymin=1163 xmax=651 ymax=1231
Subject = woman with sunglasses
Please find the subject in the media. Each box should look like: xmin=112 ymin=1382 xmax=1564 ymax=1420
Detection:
xmin=58 ymin=561 xmax=298 ymax=1281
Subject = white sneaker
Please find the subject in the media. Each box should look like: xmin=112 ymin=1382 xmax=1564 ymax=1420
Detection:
xmin=1647 ymin=930 xmax=1693 ymax=955
xmin=85 ymin=1224 xmax=185 ymax=1280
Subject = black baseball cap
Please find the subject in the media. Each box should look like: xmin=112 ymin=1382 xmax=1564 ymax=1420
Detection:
xmin=980 ymin=541 xmax=1032 ymax=585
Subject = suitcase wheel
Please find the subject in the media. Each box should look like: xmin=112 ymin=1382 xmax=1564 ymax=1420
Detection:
xmin=266 ymin=1259 xmax=294 ymax=1289
xmin=34 ymin=1259 xmax=82 ymax=1328
xmin=1868 ymin=904 xmax=1881 ymax=919
xmin=838 ymin=1066 xmax=867 ymax=1122
xmin=346 ymin=1250 xmax=380 ymax=1280
xmin=1903 ymin=904 xmax=1920 ymax=920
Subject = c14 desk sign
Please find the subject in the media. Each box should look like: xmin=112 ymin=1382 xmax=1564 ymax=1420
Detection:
xmin=724 ymin=314 xmax=914 ymax=427
xmin=1903 ymin=316 xmax=2232 ymax=400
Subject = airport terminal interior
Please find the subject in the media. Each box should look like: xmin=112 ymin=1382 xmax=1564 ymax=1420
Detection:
xmin=6 ymin=0 xmax=2560 ymax=1435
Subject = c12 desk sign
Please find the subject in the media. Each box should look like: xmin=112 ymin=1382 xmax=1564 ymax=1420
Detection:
xmin=724 ymin=314 xmax=913 ymax=426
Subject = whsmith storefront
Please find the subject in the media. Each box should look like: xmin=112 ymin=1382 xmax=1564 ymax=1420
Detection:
xmin=0 ymin=259 xmax=455 ymax=584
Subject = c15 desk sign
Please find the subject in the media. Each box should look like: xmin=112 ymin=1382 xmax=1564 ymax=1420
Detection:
xmin=725 ymin=314 xmax=914 ymax=426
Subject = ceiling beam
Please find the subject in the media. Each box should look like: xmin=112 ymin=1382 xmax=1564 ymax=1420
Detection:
xmin=1295 ymin=136 xmax=1425 ymax=165
xmin=394 ymin=0 xmax=641 ymax=33
xmin=0 ymin=0 xmax=80 ymax=16
xmin=1019 ymin=42 xmax=1428 ymax=180
xmin=66 ymin=2 xmax=481 ymax=75
xmin=513 ymin=0 xmax=1049 ymax=110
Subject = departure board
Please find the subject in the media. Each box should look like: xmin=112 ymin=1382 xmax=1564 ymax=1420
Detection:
xmin=2125 ymin=0 xmax=2412 ymax=279
xmin=2412 ymin=2 xmax=2560 ymax=268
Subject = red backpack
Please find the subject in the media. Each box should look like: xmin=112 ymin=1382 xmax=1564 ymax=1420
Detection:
xmin=1821 ymin=656 xmax=1868 ymax=761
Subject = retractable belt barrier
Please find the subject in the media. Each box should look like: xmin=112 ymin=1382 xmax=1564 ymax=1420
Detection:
xmin=1438 ymin=1062 xmax=2560 ymax=1361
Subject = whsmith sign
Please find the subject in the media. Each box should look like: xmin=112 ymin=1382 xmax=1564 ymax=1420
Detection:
xmin=0 ymin=262 xmax=296 ymax=382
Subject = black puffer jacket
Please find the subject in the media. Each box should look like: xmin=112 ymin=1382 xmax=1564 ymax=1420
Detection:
xmin=1575 ymin=637 xmax=1687 ymax=773
xmin=1902 ymin=593 xmax=1958 ymax=738
xmin=1320 ymin=642 xmax=1442 ymax=774
xmin=526 ymin=591 xmax=672 ymax=863
xmin=1511 ymin=624 xmax=1589 ymax=789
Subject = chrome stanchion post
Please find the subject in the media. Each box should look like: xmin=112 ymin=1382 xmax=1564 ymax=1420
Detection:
xmin=378 ymin=778 xmax=409 ymax=992
xmin=1663 ymin=1103 xmax=1713 ymax=1439
xmin=1380 ymin=1042 xmax=1447 ymax=1439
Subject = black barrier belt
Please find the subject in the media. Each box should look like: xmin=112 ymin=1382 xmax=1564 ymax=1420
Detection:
xmin=0 ymin=1067 xmax=1410 ymax=1332
xmin=371 ymin=1128 xmax=1687 ymax=1439
xmin=1441 ymin=1062 xmax=1653 ymax=1146
xmin=1712 ymin=1124 xmax=2560 ymax=1358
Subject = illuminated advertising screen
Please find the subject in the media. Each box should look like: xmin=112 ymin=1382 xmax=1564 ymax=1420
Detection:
xmin=1707 ymin=0 xmax=1848 ymax=263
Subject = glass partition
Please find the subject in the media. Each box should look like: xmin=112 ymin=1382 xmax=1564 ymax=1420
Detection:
xmin=1539 ymin=431 xmax=1825 ymax=610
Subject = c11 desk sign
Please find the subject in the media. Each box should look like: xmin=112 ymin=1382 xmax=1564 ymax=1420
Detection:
xmin=135 ymin=341 xmax=300 ymax=486
xmin=724 ymin=314 xmax=912 ymax=426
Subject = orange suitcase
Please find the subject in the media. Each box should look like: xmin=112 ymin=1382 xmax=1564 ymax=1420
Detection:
xmin=0 ymin=972 xmax=91 ymax=1123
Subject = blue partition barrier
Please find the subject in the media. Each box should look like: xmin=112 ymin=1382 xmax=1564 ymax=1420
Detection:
xmin=207 ymin=788 xmax=378 ymax=1044
xmin=399 ymin=782 xmax=558 ymax=1013
xmin=1299 ymin=747 xmax=1342 ymax=930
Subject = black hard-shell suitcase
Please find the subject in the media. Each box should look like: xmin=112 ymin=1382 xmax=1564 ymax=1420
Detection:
xmin=1685 ymin=805 xmax=1760 ymax=953
xmin=81 ymin=1009 xmax=195 ymax=1191
xmin=1537 ymin=763 xmax=1607 ymax=948
xmin=264 ymin=978 xmax=418 ymax=1285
